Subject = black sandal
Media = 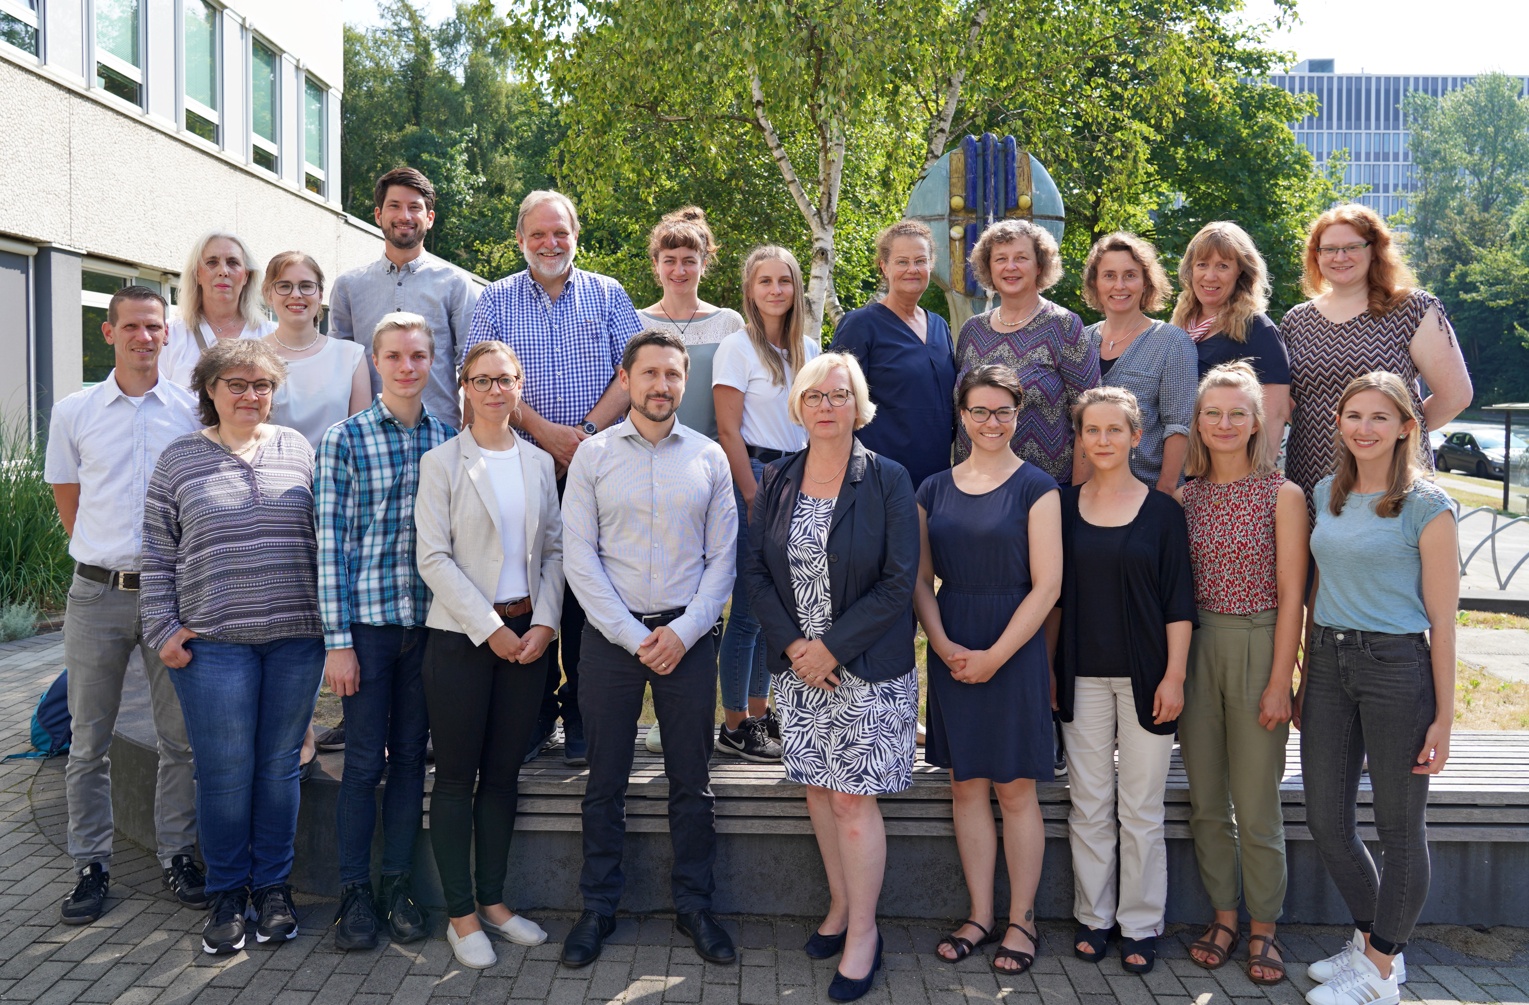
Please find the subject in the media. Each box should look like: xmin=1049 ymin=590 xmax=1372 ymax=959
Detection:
xmin=992 ymin=923 xmax=1038 ymax=975
xmin=1120 ymin=935 xmax=1157 ymax=974
xmin=1073 ymin=925 xmax=1109 ymax=962
xmin=935 ymin=919 xmax=997 ymax=962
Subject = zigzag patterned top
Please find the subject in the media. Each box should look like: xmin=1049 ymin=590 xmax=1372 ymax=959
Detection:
xmin=1282 ymin=289 xmax=1444 ymax=501
xmin=954 ymin=301 xmax=1100 ymax=484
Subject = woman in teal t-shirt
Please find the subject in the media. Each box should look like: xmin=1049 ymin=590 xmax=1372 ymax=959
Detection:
xmin=1297 ymin=370 xmax=1457 ymax=1005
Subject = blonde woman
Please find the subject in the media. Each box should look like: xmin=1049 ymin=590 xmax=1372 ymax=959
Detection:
xmin=160 ymin=231 xmax=275 ymax=387
xmin=1170 ymin=222 xmax=1290 ymax=442
xmin=1297 ymin=371 xmax=1457 ymax=1005
xmin=1176 ymin=363 xmax=1306 ymax=985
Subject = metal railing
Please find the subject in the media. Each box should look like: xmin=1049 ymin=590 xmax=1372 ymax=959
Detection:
xmin=1457 ymin=503 xmax=1529 ymax=590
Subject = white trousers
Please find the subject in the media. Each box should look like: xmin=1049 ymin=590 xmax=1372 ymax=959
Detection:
xmin=1062 ymin=677 xmax=1175 ymax=939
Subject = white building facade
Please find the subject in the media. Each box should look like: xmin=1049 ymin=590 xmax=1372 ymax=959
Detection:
xmin=0 ymin=0 xmax=379 ymax=428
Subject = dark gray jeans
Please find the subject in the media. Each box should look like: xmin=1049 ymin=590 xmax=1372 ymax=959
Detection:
xmin=1300 ymin=626 xmax=1435 ymax=955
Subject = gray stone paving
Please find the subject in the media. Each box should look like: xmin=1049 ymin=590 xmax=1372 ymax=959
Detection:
xmin=2 ymin=631 xmax=1528 ymax=1004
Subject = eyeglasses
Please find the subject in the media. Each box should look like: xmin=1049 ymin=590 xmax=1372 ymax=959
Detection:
xmin=963 ymin=406 xmax=1018 ymax=424
xmin=801 ymin=389 xmax=853 ymax=408
xmin=215 ymin=377 xmax=275 ymax=396
xmin=1316 ymin=241 xmax=1370 ymax=258
xmin=1198 ymin=407 xmax=1251 ymax=426
xmin=466 ymin=374 xmax=522 ymax=392
xmin=270 ymin=280 xmax=321 ymax=296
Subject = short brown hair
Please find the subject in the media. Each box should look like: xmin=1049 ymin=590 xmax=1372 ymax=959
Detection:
xmin=874 ymin=219 xmax=934 ymax=289
xmin=108 ymin=286 xmax=167 ymax=325
xmin=190 ymin=338 xmax=287 ymax=427
xmin=956 ymin=363 xmax=1024 ymax=410
xmin=970 ymin=220 xmax=1063 ymax=293
xmin=621 ymin=329 xmax=690 ymax=374
xmin=374 ymin=167 xmax=436 ymax=212
xmin=1081 ymin=232 xmax=1172 ymax=315
xmin=648 ymin=206 xmax=718 ymax=266
xmin=1301 ymin=203 xmax=1416 ymax=316
xmin=262 ymin=251 xmax=326 ymax=302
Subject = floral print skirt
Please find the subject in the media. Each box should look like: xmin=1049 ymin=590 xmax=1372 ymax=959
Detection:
xmin=774 ymin=669 xmax=918 ymax=795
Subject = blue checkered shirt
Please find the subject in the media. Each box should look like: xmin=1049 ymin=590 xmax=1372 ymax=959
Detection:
xmin=463 ymin=269 xmax=643 ymax=443
xmin=315 ymin=397 xmax=456 ymax=649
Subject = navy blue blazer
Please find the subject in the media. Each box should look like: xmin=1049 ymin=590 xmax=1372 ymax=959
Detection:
xmin=744 ymin=437 xmax=918 ymax=684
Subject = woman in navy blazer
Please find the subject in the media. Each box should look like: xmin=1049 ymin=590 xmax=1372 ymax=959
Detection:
xmin=744 ymin=352 xmax=918 ymax=1003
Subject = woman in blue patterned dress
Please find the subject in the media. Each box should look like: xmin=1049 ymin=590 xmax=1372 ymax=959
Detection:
xmin=916 ymin=364 xmax=1061 ymax=975
xmin=745 ymin=352 xmax=919 ymax=1003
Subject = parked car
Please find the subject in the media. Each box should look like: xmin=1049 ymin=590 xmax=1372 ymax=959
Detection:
xmin=1435 ymin=428 xmax=1529 ymax=480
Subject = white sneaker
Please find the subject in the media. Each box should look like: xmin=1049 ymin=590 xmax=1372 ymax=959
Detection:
xmin=478 ymin=910 xmax=548 ymax=946
xmin=1306 ymin=929 xmax=1407 ymax=984
xmin=645 ymin=723 xmax=662 ymax=753
xmin=446 ymin=925 xmax=497 ymax=969
xmin=1304 ymin=950 xmax=1400 ymax=1005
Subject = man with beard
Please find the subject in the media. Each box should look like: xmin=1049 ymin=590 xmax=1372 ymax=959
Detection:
xmin=331 ymin=167 xmax=478 ymax=428
xmin=558 ymin=330 xmax=737 ymax=969
xmin=462 ymin=189 xmax=643 ymax=766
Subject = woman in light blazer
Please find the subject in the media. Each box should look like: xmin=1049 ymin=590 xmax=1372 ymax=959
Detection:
xmin=415 ymin=340 xmax=564 ymax=970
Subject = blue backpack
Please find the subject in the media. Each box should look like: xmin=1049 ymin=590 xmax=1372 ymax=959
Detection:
xmin=7 ymin=670 xmax=70 ymax=760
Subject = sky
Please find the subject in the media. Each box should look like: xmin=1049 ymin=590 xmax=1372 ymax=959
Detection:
xmin=342 ymin=0 xmax=1526 ymax=78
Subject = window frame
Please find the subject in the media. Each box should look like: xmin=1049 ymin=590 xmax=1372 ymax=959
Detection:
xmin=181 ymin=0 xmax=222 ymax=144
xmin=249 ymin=34 xmax=281 ymax=174
xmin=302 ymin=71 xmax=327 ymax=196
xmin=94 ymin=0 xmax=145 ymax=108
xmin=0 ymin=0 xmax=40 ymax=58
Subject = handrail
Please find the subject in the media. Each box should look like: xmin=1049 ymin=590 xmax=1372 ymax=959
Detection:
xmin=1456 ymin=503 xmax=1529 ymax=590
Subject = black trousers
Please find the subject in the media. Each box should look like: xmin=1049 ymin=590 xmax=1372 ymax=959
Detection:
xmin=577 ymin=623 xmax=720 ymax=916
xmin=422 ymin=617 xmax=545 ymax=918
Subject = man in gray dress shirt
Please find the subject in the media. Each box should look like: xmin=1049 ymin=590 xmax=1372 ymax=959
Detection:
xmin=559 ymin=330 xmax=738 ymax=969
xmin=330 ymin=167 xmax=479 ymax=428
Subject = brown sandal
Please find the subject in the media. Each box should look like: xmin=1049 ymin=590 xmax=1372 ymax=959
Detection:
xmin=992 ymin=923 xmax=1038 ymax=975
xmin=1188 ymin=921 xmax=1240 ymax=970
xmin=1246 ymin=933 xmax=1286 ymax=985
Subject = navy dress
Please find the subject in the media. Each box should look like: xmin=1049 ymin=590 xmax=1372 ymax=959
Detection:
xmin=830 ymin=303 xmax=957 ymax=492
xmin=917 ymin=462 xmax=1058 ymax=782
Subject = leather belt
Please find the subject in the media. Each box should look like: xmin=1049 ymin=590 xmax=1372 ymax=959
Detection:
xmin=745 ymin=445 xmax=785 ymax=464
xmin=631 ymin=608 xmax=686 ymax=627
xmin=77 ymin=563 xmax=140 ymax=591
xmin=494 ymin=598 xmax=532 ymax=619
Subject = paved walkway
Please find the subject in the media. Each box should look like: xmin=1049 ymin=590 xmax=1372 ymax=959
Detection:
xmin=3 ymin=632 xmax=1528 ymax=1004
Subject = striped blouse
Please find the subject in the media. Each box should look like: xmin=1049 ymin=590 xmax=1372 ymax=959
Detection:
xmin=141 ymin=427 xmax=322 ymax=649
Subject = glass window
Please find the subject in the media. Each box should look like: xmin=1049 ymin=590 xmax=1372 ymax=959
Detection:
xmin=184 ymin=0 xmax=219 ymax=142
xmin=95 ymin=0 xmax=142 ymax=105
xmin=0 ymin=0 xmax=39 ymax=56
xmin=251 ymin=39 xmax=279 ymax=173
xmin=80 ymin=272 xmax=128 ymax=386
xmin=303 ymin=75 xmax=325 ymax=195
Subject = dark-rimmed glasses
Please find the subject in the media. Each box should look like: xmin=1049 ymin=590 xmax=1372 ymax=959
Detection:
xmin=466 ymin=375 xmax=522 ymax=392
xmin=964 ymin=406 xmax=1018 ymax=424
xmin=214 ymin=377 xmax=275 ymax=396
xmin=801 ymin=388 xmax=853 ymax=408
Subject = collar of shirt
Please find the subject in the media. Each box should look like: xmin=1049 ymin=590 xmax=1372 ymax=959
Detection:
xmin=609 ymin=415 xmax=691 ymax=448
xmin=517 ymin=266 xmax=581 ymax=308
xmin=382 ymin=253 xmax=428 ymax=276
xmin=98 ymin=371 xmax=190 ymax=408
xmin=366 ymin=394 xmax=445 ymax=436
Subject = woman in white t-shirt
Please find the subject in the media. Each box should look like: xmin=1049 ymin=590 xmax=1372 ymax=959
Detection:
xmin=711 ymin=245 xmax=820 ymax=761
xmin=260 ymin=251 xmax=370 ymax=449
xmin=161 ymin=231 xmax=276 ymax=388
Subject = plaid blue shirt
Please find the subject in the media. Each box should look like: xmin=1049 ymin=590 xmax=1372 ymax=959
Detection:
xmin=463 ymin=268 xmax=643 ymax=443
xmin=315 ymin=397 xmax=455 ymax=649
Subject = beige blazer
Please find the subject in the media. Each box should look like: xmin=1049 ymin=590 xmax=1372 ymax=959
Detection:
xmin=415 ymin=428 xmax=563 ymax=646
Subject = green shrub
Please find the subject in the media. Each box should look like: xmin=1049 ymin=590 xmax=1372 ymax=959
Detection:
xmin=0 ymin=413 xmax=72 ymax=612
xmin=0 ymin=602 xmax=36 ymax=642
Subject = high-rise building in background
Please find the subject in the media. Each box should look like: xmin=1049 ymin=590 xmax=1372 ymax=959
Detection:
xmin=1269 ymin=61 xmax=1529 ymax=222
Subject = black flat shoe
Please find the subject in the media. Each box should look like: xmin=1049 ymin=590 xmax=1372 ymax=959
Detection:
xmin=560 ymin=910 xmax=615 ymax=968
xmin=804 ymin=927 xmax=848 ymax=960
xmin=675 ymin=910 xmax=736 ymax=964
xmin=828 ymin=931 xmax=882 ymax=1002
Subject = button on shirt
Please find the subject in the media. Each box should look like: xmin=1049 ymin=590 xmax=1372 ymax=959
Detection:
xmin=315 ymin=397 xmax=456 ymax=649
xmin=43 ymin=374 xmax=201 ymax=571
xmin=329 ymin=251 xmax=480 ymax=426
xmin=463 ymin=269 xmax=643 ymax=444
xmin=562 ymin=420 xmax=737 ymax=654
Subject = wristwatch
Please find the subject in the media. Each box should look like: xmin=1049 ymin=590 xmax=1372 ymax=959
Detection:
xmin=580 ymin=420 xmax=598 ymax=435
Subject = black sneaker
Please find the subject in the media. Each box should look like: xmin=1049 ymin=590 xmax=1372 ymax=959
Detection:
xmin=378 ymin=873 xmax=428 ymax=943
xmin=314 ymin=721 xmax=346 ymax=752
xmin=252 ymin=884 xmax=299 ymax=943
xmin=715 ymin=717 xmax=783 ymax=762
xmin=60 ymin=863 xmax=109 ymax=925
xmin=762 ymin=707 xmax=782 ymax=741
xmin=163 ymin=854 xmax=210 ymax=909
xmin=1053 ymin=717 xmax=1068 ymax=778
xmin=202 ymin=888 xmax=250 ymax=955
xmin=332 ymin=883 xmax=379 ymax=951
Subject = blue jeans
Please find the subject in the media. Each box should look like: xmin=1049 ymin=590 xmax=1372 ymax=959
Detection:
xmin=718 ymin=456 xmax=770 ymax=713
xmin=170 ymin=635 xmax=323 ymax=895
xmin=336 ymin=624 xmax=430 ymax=887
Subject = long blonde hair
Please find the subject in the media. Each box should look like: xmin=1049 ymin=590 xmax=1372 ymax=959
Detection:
xmin=740 ymin=245 xmax=809 ymax=387
xmin=1171 ymin=221 xmax=1270 ymax=343
xmin=1184 ymin=362 xmax=1274 ymax=478
xmin=1327 ymin=371 xmax=1423 ymax=519
xmin=179 ymin=230 xmax=265 ymax=331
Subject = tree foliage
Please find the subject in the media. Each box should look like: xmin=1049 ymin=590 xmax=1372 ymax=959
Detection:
xmin=1402 ymin=73 xmax=1529 ymax=404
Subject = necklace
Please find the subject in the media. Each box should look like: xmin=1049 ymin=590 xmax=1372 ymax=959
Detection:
xmin=996 ymin=298 xmax=1043 ymax=329
xmin=207 ymin=316 xmax=239 ymax=337
xmin=272 ymin=328 xmax=321 ymax=352
xmin=806 ymin=455 xmax=850 ymax=484
xmin=659 ymin=301 xmax=702 ymax=341
xmin=1102 ymin=316 xmax=1150 ymax=353
xmin=213 ymin=426 xmax=260 ymax=458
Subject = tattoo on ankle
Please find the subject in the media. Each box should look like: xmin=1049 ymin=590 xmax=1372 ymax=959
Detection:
xmin=1024 ymin=910 xmax=1033 ymax=921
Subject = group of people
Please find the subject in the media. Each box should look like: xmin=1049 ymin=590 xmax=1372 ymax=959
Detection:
xmin=43 ymin=162 xmax=1469 ymax=1005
